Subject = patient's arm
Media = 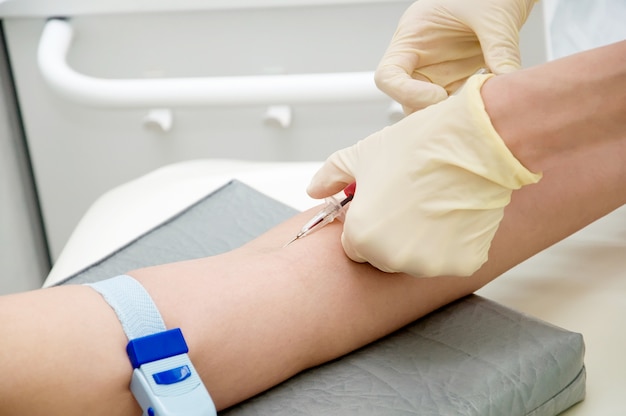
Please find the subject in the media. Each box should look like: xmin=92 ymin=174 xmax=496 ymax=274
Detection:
xmin=483 ymin=40 xmax=626 ymax=173
xmin=1 ymin=48 xmax=625 ymax=415
xmin=1 ymin=131 xmax=624 ymax=415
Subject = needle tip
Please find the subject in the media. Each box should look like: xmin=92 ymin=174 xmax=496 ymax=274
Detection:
xmin=283 ymin=236 xmax=298 ymax=248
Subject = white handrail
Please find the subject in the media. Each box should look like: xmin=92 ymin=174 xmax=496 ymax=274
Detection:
xmin=37 ymin=18 xmax=387 ymax=108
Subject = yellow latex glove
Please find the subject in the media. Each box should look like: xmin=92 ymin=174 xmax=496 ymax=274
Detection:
xmin=307 ymin=74 xmax=541 ymax=278
xmin=375 ymin=0 xmax=537 ymax=114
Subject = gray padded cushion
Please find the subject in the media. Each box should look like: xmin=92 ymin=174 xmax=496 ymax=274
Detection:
xmin=58 ymin=180 xmax=586 ymax=415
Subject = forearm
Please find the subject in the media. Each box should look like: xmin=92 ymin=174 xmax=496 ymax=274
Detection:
xmin=482 ymin=40 xmax=626 ymax=172
xmin=129 ymin=215 xmax=481 ymax=410
xmin=0 ymin=211 xmax=480 ymax=415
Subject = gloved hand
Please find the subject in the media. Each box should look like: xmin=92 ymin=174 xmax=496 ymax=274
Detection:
xmin=375 ymin=0 xmax=537 ymax=114
xmin=307 ymin=74 xmax=541 ymax=278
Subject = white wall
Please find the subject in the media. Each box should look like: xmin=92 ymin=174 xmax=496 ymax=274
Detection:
xmin=0 ymin=27 xmax=49 ymax=294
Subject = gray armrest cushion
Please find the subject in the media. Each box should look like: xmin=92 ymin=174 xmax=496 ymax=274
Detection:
xmin=59 ymin=180 xmax=585 ymax=415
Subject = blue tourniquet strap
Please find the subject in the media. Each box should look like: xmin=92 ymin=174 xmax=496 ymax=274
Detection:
xmin=87 ymin=275 xmax=166 ymax=340
xmin=87 ymin=275 xmax=217 ymax=416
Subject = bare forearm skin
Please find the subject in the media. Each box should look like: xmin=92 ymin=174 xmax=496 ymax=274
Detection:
xmin=0 ymin=212 xmax=482 ymax=415
xmin=483 ymin=40 xmax=626 ymax=173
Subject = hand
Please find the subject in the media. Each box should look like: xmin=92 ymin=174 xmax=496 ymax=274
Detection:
xmin=307 ymin=74 xmax=541 ymax=278
xmin=375 ymin=0 xmax=537 ymax=114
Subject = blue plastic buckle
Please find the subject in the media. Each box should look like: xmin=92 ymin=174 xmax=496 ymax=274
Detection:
xmin=126 ymin=328 xmax=217 ymax=416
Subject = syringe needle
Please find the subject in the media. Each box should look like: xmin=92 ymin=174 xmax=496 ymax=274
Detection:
xmin=283 ymin=235 xmax=299 ymax=248
xmin=283 ymin=182 xmax=356 ymax=248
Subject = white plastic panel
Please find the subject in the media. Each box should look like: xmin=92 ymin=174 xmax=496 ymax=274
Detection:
xmin=0 ymin=49 xmax=49 ymax=293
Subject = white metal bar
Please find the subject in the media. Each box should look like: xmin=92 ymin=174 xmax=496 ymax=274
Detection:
xmin=37 ymin=18 xmax=386 ymax=108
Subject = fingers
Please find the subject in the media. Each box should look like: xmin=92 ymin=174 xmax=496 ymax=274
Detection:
xmin=340 ymin=231 xmax=367 ymax=265
xmin=475 ymin=0 xmax=538 ymax=74
xmin=306 ymin=147 xmax=358 ymax=199
xmin=375 ymin=64 xmax=449 ymax=111
xmin=478 ymin=31 xmax=523 ymax=75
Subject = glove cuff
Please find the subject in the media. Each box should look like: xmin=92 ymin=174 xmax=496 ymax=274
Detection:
xmin=463 ymin=73 xmax=542 ymax=189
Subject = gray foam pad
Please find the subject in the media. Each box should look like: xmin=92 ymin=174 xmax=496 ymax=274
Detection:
xmin=59 ymin=180 xmax=585 ymax=415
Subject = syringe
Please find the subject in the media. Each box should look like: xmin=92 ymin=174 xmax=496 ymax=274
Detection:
xmin=284 ymin=182 xmax=356 ymax=247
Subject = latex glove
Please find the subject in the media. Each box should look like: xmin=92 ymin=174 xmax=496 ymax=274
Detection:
xmin=375 ymin=0 xmax=537 ymax=114
xmin=307 ymin=74 xmax=541 ymax=278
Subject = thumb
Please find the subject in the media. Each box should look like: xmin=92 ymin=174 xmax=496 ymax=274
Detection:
xmin=474 ymin=0 xmax=537 ymax=75
xmin=478 ymin=29 xmax=523 ymax=74
xmin=307 ymin=146 xmax=358 ymax=199
xmin=375 ymin=65 xmax=449 ymax=111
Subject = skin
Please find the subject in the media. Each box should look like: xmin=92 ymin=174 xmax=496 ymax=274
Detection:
xmin=0 ymin=41 xmax=624 ymax=415
xmin=483 ymin=41 xmax=626 ymax=173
